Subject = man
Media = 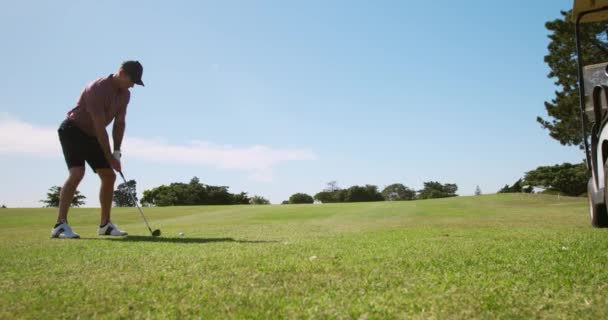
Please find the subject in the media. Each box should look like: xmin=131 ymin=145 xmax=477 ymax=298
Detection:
xmin=51 ymin=61 xmax=144 ymax=239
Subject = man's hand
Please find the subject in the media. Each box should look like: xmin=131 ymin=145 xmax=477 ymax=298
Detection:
xmin=110 ymin=158 xmax=122 ymax=173
xmin=112 ymin=150 xmax=122 ymax=172
xmin=88 ymin=111 xmax=120 ymax=172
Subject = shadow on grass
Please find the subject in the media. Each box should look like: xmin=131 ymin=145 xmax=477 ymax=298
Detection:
xmin=82 ymin=235 xmax=277 ymax=244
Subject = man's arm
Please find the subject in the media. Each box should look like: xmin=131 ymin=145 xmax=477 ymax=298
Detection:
xmin=90 ymin=112 xmax=120 ymax=171
xmin=112 ymin=112 xmax=126 ymax=152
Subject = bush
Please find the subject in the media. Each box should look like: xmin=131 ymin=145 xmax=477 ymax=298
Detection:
xmin=289 ymin=193 xmax=314 ymax=204
xmin=141 ymin=177 xmax=252 ymax=206
xmin=344 ymin=185 xmax=384 ymax=202
xmin=250 ymin=195 xmax=270 ymax=205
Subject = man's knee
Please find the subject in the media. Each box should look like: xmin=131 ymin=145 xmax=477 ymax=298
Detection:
xmin=98 ymin=169 xmax=116 ymax=183
xmin=68 ymin=167 xmax=85 ymax=183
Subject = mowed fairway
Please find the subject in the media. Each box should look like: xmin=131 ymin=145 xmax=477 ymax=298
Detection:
xmin=1 ymin=194 xmax=608 ymax=319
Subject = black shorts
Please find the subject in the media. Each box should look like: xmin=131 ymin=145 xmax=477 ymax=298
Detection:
xmin=58 ymin=120 xmax=110 ymax=173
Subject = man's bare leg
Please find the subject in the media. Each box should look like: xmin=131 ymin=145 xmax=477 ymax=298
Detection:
xmin=57 ymin=167 xmax=85 ymax=223
xmin=97 ymin=168 xmax=116 ymax=225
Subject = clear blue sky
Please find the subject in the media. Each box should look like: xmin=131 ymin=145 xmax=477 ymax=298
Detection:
xmin=0 ymin=0 xmax=580 ymax=207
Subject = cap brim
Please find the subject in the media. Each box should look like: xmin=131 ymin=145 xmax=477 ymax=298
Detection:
xmin=135 ymin=80 xmax=144 ymax=86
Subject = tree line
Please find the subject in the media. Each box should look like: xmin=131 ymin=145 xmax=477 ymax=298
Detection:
xmin=138 ymin=177 xmax=269 ymax=206
xmin=38 ymin=161 xmax=588 ymax=208
xmin=296 ymin=181 xmax=458 ymax=204
xmin=135 ymin=179 xmax=459 ymax=206
xmin=40 ymin=178 xmax=461 ymax=207
xmin=127 ymin=162 xmax=588 ymax=207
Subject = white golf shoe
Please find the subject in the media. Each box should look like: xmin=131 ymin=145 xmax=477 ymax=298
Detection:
xmin=98 ymin=221 xmax=128 ymax=236
xmin=50 ymin=222 xmax=80 ymax=239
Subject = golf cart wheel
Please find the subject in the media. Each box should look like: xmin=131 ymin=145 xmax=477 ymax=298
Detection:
xmin=590 ymin=178 xmax=608 ymax=228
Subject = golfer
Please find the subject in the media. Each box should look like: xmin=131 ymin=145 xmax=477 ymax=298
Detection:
xmin=51 ymin=61 xmax=144 ymax=238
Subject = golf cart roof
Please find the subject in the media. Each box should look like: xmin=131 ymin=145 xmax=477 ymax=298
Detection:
xmin=573 ymin=0 xmax=608 ymax=23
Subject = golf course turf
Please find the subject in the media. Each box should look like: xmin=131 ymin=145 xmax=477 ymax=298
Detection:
xmin=1 ymin=193 xmax=607 ymax=319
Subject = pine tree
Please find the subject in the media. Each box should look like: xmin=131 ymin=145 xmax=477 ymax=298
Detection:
xmin=539 ymin=10 xmax=608 ymax=147
xmin=475 ymin=185 xmax=482 ymax=196
xmin=40 ymin=186 xmax=86 ymax=207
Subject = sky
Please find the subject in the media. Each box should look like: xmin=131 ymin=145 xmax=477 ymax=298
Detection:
xmin=0 ymin=0 xmax=581 ymax=207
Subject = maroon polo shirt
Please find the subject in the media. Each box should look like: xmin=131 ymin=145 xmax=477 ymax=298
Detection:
xmin=66 ymin=74 xmax=130 ymax=136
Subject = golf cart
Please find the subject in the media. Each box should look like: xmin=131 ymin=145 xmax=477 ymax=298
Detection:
xmin=574 ymin=0 xmax=608 ymax=227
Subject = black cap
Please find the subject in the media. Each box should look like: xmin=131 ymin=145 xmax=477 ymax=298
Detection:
xmin=121 ymin=60 xmax=144 ymax=86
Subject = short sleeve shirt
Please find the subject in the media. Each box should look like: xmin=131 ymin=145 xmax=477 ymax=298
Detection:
xmin=66 ymin=74 xmax=130 ymax=136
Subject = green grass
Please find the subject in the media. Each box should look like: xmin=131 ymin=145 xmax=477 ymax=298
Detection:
xmin=1 ymin=194 xmax=608 ymax=319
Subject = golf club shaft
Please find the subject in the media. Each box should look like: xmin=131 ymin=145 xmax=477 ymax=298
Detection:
xmin=119 ymin=172 xmax=153 ymax=234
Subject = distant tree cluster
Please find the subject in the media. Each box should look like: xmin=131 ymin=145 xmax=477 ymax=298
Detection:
xmin=250 ymin=195 xmax=270 ymax=205
xmin=498 ymin=179 xmax=533 ymax=194
xmin=417 ymin=182 xmax=458 ymax=200
xmin=1 ymin=204 xmax=6 ymax=209
xmin=314 ymin=184 xmax=384 ymax=203
xmin=140 ymin=177 xmax=256 ymax=207
xmin=282 ymin=181 xmax=459 ymax=204
xmin=289 ymin=193 xmax=314 ymax=204
xmin=382 ymin=183 xmax=416 ymax=201
xmin=498 ymin=162 xmax=588 ymax=197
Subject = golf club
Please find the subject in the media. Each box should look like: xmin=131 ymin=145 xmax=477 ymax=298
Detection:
xmin=119 ymin=171 xmax=161 ymax=237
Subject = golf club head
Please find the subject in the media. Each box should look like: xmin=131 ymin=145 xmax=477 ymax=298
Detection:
xmin=152 ymin=229 xmax=161 ymax=237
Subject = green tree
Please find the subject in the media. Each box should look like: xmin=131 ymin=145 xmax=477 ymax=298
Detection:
xmin=314 ymin=191 xmax=340 ymax=203
xmin=141 ymin=185 xmax=178 ymax=207
xmin=539 ymin=10 xmax=608 ymax=147
xmin=289 ymin=193 xmax=314 ymax=204
xmin=233 ymin=192 xmax=251 ymax=205
xmin=523 ymin=162 xmax=588 ymax=196
xmin=206 ymin=185 xmax=233 ymax=205
xmin=498 ymin=179 xmax=534 ymax=194
xmin=325 ymin=181 xmax=340 ymax=192
xmin=344 ymin=185 xmax=384 ymax=202
xmin=498 ymin=184 xmax=509 ymax=193
xmin=314 ymin=181 xmax=346 ymax=203
xmin=40 ymin=186 xmax=86 ymax=208
xmin=250 ymin=195 xmax=270 ymax=205
xmin=381 ymin=183 xmax=416 ymax=201
xmin=315 ymin=184 xmax=385 ymax=203
xmin=140 ymin=188 xmax=157 ymax=206
xmin=417 ymin=182 xmax=458 ymax=200
xmin=185 ymin=177 xmax=206 ymax=205
xmin=114 ymin=179 xmax=137 ymax=207
xmin=140 ymin=177 xmax=250 ymax=206
xmin=1 ymin=204 xmax=6 ymax=209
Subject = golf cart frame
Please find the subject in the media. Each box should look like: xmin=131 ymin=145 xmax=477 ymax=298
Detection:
xmin=574 ymin=0 xmax=608 ymax=227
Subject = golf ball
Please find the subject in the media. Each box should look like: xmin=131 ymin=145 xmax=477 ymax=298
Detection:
xmin=178 ymin=232 xmax=185 ymax=237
